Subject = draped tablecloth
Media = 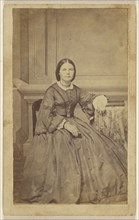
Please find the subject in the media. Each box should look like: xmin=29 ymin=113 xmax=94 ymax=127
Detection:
xmin=93 ymin=102 xmax=128 ymax=150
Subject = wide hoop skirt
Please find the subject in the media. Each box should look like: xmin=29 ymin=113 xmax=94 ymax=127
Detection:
xmin=21 ymin=117 xmax=127 ymax=204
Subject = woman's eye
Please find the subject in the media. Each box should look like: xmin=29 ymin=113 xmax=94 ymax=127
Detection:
xmin=61 ymin=68 xmax=74 ymax=71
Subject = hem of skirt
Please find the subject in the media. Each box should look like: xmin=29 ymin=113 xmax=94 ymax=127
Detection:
xmin=15 ymin=193 xmax=127 ymax=204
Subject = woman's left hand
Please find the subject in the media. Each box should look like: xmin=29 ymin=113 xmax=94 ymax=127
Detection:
xmin=96 ymin=109 xmax=106 ymax=116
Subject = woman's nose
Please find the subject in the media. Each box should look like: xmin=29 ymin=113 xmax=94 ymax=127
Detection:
xmin=66 ymin=70 xmax=70 ymax=74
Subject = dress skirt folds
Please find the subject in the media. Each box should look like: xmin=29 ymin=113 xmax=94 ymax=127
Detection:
xmin=21 ymin=82 xmax=127 ymax=204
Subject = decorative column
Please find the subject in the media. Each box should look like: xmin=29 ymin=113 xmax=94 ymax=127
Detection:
xmin=14 ymin=79 xmax=49 ymax=156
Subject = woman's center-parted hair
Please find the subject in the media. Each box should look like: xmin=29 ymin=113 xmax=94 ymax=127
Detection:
xmin=55 ymin=58 xmax=76 ymax=81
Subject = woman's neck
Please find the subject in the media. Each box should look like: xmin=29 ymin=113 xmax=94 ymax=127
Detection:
xmin=60 ymin=80 xmax=71 ymax=88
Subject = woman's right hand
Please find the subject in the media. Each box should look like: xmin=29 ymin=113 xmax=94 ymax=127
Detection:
xmin=64 ymin=122 xmax=79 ymax=137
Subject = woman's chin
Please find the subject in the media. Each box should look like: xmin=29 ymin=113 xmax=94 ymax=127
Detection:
xmin=63 ymin=79 xmax=72 ymax=83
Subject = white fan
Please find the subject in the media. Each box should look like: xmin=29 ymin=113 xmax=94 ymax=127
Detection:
xmin=93 ymin=95 xmax=108 ymax=111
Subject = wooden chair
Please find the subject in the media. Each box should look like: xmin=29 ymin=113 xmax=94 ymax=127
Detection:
xmin=32 ymin=99 xmax=42 ymax=136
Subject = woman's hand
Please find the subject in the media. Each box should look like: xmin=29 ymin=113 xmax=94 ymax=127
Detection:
xmin=96 ymin=109 xmax=106 ymax=116
xmin=64 ymin=122 xmax=79 ymax=137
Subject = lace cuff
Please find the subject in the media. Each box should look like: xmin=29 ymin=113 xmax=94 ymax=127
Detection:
xmin=57 ymin=119 xmax=67 ymax=130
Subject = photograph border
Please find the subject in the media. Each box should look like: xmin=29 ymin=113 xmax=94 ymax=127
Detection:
xmin=3 ymin=1 xmax=136 ymax=217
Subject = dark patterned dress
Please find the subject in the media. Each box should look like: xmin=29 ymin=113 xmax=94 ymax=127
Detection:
xmin=21 ymin=82 xmax=127 ymax=204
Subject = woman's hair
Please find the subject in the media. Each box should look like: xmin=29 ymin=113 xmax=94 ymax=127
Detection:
xmin=55 ymin=58 xmax=76 ymax=81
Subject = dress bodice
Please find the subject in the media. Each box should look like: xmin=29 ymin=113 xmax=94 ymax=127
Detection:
xmin=51 ymin=83 xmax=79 ymax=118
xmin=35 ymin=82 xmax=95 ymax=134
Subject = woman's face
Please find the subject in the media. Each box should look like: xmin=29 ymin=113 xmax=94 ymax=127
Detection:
xmin=59 ymin=62 xmax=75 ymax=82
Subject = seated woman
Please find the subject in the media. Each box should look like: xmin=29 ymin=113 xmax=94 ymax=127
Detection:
xmin=21 ymin=58 xmax=127 ymax=204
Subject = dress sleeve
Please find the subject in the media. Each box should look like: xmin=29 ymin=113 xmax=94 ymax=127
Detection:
xmin=79 ymin=89 xmax=96 ymax=120
xmin=37 ymin=87 xmax=65 ymax=133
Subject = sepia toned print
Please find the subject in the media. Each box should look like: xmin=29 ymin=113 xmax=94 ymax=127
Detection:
xmin=3 ymin=3 xmax=136 ymax=216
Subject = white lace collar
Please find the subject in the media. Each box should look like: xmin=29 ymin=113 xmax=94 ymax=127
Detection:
xmin=57 ymin=81 xmax=74 ymax=91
